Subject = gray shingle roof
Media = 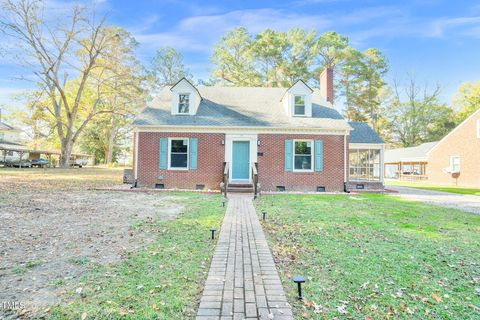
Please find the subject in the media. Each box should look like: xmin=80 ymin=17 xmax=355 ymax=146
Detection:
xmin=134 ymin=86 xmax=351 ymax=131
xmin=348 ymin=122 xmax=384 ymax=144
xmin=384 ymin=141 xmax=438 ymax=163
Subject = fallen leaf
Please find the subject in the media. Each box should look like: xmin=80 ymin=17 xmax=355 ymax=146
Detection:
xmin=431 ymin=293 xmax=442 ymax=302
xmin=81 ymin=312 xmax=87 ymax=320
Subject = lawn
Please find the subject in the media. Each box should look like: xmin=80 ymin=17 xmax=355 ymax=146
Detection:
xmin=255 ymin=194 xmax=480 ymax=319
xmin=0 ymin=168 xmax=225 ymax=319
xmin=48 ymin=192 xmax=225 ymax=319
xmin=386 ymin=179 xmax=480 ymax=196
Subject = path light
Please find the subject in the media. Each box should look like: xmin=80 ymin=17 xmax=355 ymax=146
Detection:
xmin=262 ymin=210 xmax=266 ymax=221
xmin=292 ymin=275 xmax=305 ymax=300
xmin=222 ymin=197 xmax=227 ymax=207
xmin=210 ymin=228 xmax=216 ymax=240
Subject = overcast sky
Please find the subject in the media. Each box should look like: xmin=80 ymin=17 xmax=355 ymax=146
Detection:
xmin=1 ymin=0 xmax=480 ymax=113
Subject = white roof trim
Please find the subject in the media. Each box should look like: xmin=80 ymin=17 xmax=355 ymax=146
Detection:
xmin=135 ymin=124 xmax=350 ymax=135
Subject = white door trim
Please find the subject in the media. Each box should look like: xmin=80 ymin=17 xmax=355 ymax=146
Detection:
xmin=225 ymin=133 xmax=258 ymax=183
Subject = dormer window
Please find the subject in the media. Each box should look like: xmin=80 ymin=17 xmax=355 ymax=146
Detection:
xmin=294 ymin=95 xmax=305 ymax=115
xmin=178 ymin=94 xmax=190 ymax=113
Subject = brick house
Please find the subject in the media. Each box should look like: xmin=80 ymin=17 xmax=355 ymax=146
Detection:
xmin=427 ymin=108 xmax=480 ymax=187
xmin=132 ymin=70 xmax=384 ymax=192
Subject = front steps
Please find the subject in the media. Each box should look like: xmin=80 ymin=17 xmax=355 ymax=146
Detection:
xmin=227 ymin=183 xmax=254 ymax=193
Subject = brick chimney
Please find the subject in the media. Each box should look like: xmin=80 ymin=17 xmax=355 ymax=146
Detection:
xmin=320 ymin=67 xmax=334 ymax=104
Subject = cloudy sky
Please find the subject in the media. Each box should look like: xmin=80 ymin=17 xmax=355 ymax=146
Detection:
xmin=1 ymin=0 xmax=480 ymax=111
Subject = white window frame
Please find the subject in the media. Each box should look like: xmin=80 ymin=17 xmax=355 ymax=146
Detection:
xmin=178 ymin=93 xmax=190 ymax=114
xmin=168 ymin=138 xmax=189 ymax=170
xmin=293 ymin=95 xmax=306 ymax=116
xmin=293 ymin=139 xmax=314 ymax=172
xmin=450 ymin=156 xmax=460 ymax=173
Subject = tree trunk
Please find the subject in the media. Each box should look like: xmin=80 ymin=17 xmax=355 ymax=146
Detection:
xmin=105 ymin=116 xmax=116 ymax=164
xmin=59 ymin=139 xmax=74 ymax=168
xmin=106 ymin=130 xmax=115 ymax=164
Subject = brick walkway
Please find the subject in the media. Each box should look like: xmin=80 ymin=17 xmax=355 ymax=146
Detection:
xmin=196 ymin=194 xmax=293 ymax=320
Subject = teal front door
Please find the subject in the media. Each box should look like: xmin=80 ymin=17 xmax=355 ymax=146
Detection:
xmin=232 ymin=141 xmax=250 ymax=180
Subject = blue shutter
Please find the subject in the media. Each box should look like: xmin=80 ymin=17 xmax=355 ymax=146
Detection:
xmin=315 ymin=140 xmax=323 ymax=172
xmin=189 ymin=138 xmax=198 ymax=170
xmin=284 ymin=140 xmax=293 ymax=171
xmin=159 ymin=138 xmax=168 ymax=169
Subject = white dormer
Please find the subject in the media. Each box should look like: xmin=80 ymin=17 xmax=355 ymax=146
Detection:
xmin=170 ymin=78 xmax=201 ymax=115
xmin=281 ymin=80 xmax=313 ymax=117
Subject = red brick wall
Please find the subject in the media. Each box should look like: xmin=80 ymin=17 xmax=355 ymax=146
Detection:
xmin=136 ymin=132 xmax=225 ymax=189
xmin=257 ymin=134 xmax=346 ymax=192
xmin=428 ymin=111 xmax=480 ymax=187
xmin=136 ymin=131 xmax=348 ymax=192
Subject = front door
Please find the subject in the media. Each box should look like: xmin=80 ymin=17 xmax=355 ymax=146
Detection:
xmin=232 ymin=141 xmax=250 ymax=180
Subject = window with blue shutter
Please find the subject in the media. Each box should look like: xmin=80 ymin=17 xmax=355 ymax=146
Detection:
xmin=189 ymin=138 xmax=198 ymax=170
xmin=284 ymin=140 xmax=293 ymax=171
xmin=159 ymin=138 xmax=168 ymax=169
xmin=314 ymin=140 xmax=323 ymax=172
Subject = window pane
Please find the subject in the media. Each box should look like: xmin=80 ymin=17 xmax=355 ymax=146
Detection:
xmin=294 ymin=155 xmax=311 ymax=170
xmin=295 ymin=141 xmax=311 ymax=155
xmin=178 ymin=94 xmax=190 ymax=113
xmin=294 ymin=95 xmax=304 ymax=105
xmin=171 ymin=154 xmax=187 ymax=168
xmin=294 ymin=105 xmax=305 ymax=115
xmin=171 ymin=139 xmax=188 ymax=153
xmin=372 ymin=149 xmax=380 ymax=164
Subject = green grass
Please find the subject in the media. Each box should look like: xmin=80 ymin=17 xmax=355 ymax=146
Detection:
xmin=255 ymin=194 xmax=480 ymax=319
xmin=48 ymin=192 xmax=225 ymax=320
xmin=386 ymin=180 xmax=480 ymax=196
xmin=69 ymin=256 xmax=90 ymax=266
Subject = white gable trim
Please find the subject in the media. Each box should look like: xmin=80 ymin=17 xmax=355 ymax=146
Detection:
xmin=170 ymin=78 xmax=202 ymax=115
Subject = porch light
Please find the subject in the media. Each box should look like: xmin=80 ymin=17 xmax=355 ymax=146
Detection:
xmin=257 ymin=140 xmax=260 ymax=146
xmin=210 ymin=228 xmax=217 ymax=240
xmin=221 ymin=140 xmax=225 ymax=145
xmin=293 ymin=275 xmax=306 ymax=300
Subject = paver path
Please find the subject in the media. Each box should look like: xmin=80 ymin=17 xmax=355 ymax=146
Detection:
xmin=389 ymin=186 xmax=480 ymax=215
xmin=196 ymin=194 xmax=293 ymax=320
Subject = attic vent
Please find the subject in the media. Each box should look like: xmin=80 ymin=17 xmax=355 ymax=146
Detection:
xmin=195 ymin=184 xmax=205 ymax=190
xmin=316 ymin=186 xmax=326 ymax=192
xmin=155 ymin=183 xmax=165 ymax=189
xmin=356 ymin=184 xmax=365 ymax=190
xmin=276 ymin=186 xmax=286 ymax=192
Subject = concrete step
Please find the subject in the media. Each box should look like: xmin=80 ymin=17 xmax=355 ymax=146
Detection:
xmin=227 ymin=183 xmax=254 ymax=193
xmin=227 ymin=187 xmax=254 ymax=193
xmin=228 ymin=183 xmax=253 ymax=188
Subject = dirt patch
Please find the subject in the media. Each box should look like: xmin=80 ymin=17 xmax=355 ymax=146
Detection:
xmin=0 ymin=169 xmax=185 ymax=317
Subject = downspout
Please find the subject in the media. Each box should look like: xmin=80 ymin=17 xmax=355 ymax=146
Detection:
xmin=134 ymin=128 xmax=139 ymax=181
xmin=344 ymin=131 xmax=349 ymax=192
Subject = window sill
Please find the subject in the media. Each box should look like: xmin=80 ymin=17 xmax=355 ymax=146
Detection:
xmin=167 ymin=168 xmax=189 ymax=171
xmin=292 ymin=170 xmax=315 ymax=174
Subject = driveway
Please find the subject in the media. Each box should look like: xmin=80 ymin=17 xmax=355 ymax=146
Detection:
xmin=388 ymin=186 xmax=480 ymax=214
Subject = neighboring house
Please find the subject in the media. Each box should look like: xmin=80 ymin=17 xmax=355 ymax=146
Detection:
xmin=384 ymin=141 xmax=438 ymax=180
xmin=0 ymin=118 xmax=23 ymax=145
xmin=427 ymin=108 xmax=480 ymax=187
xmin=0 ymin=113 xmax=28 ymax=164
xmin=132 ymin=69 xmax=384 ymax=192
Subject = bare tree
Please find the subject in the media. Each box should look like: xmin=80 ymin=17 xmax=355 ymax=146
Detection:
xmin=385 ymin=75 xmax=454 ymax=147
xmin=0 ymin=0 xmax=116 ymax=166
